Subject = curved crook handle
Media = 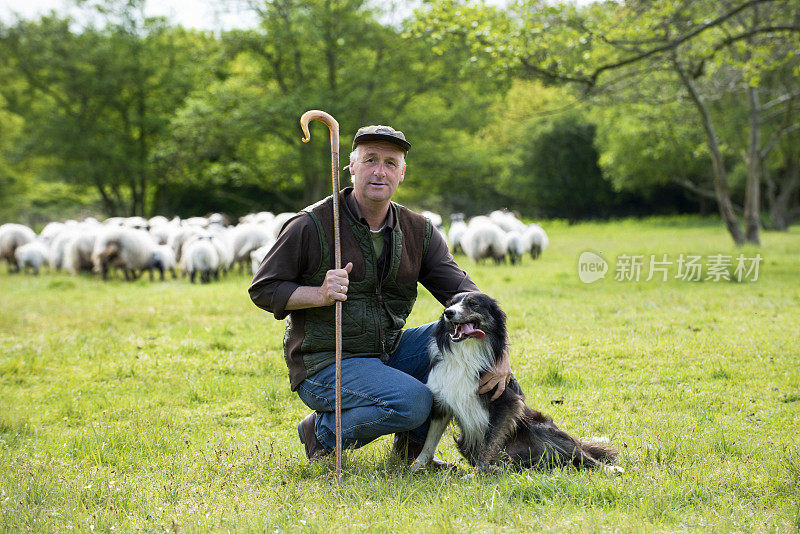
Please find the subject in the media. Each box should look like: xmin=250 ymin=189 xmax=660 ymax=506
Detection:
xmin=300 ymin=110 xmax=339 ymax=151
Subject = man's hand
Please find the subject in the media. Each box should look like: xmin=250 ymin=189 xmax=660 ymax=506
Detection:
xmin=478 ymin=344 xmax=512 ymax=401
xmin=319 ymin=262 xmax=353 ymax=306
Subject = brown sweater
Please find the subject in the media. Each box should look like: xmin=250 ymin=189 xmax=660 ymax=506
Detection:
xmin=249 ymin=188 xmax=479 ymax=320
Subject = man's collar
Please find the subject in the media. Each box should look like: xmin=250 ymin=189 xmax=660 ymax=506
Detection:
xmin=342 ymin=187 xmax=396 ymax=230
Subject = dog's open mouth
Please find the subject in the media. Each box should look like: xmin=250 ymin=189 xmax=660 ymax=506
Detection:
xmin=450 ymin=322 xmax=486 ymax=342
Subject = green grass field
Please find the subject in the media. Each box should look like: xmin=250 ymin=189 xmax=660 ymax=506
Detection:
xmin=1 ymin=216 xmax=799 ymax=532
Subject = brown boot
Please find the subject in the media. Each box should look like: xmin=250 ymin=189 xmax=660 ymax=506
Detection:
xmin=297 ymin=412 xmax=331 ymax=460
xmin=393 ymin=433 xmax=454 ymax=470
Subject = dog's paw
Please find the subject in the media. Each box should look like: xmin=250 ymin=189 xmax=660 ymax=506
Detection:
xmin=603 ymin=464 xmax=625 ymax=475
xmin=409 ymin=459 xmax=427 ymax=473
xmin=475 ymin=465 xmax=502 ymax=476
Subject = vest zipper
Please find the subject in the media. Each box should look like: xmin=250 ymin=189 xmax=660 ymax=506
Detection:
xmin=376 ymin=285 xmax=387 ymax=358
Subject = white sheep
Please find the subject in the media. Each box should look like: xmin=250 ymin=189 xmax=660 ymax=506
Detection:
xmin=524 ymin=224 xmax=549 ymax=259
xmin=461 ymin=219 xmax=508 ymax=263
xmin=122 ymin=216 xmax=149 ymax=230
xmin=14 ymin=241 xmax=49 ymax=275
xmin=420 ymin=210 xmax=443 ymax=229
xmin=167 ymin=226 xmax=203 ymax=263
xmin=208 ymin=228 xmax=235 ymax=272
xmin=63 ymin=229 xmax=100 ymax=275
xmin=91 ymin=227 xmax=157 ymax=280
xmin=239 ymin=211 xmax=275 ymax=226
xmin=149 ymin=222 xmax=180 ymax=246
xmin=181 ymin=235 xmax=220 ymax=283
xmin=38 ymin=221 xmax=67 ymax=247
xmin=448 ymin=218 xmax=467 ymax=255
xmin=207 ymin=213 xmax=229 ymax=228
xmin=505 ymin=231 xmax=531 ymax=265
xmin=103 ymin=217 xmax=125 ymax=227
xmin=0 ymin=223 xmax=36 ymax=272
xmin=183 ymin=216 xmax=209 ymax=228
xmin=490 ymin=210 xmax=527 ymax=233
xmin=148 ymin=215 xmax=169 ymax=228
xmin=230 ymin=223 xmax=275 ymax=273
xmin=149 ymin=244 xmax=177 ymax=281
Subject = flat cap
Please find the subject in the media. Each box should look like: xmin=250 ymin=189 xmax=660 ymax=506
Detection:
xmin=352 ymin=125 xmax=411 ymax=153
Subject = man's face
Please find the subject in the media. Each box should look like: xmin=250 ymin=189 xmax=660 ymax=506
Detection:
xmin=349 ymin=141 xmax=406 ymax=206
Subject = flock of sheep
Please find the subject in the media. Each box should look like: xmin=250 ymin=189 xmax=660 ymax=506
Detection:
xmin=0 ymin=209 xmax=547 ymax=283
xmin=432 ymin=210 xmax=549 ymax=265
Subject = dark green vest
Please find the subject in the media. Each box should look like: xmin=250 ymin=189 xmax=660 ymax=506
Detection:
xmin=283 ymin=193 xmax=432 ymax=389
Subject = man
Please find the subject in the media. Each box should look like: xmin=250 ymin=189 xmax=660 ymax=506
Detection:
xmin=248 ymin=124 xmax=511 ymax=466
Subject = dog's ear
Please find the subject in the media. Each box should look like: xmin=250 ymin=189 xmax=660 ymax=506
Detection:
xmin=446 ymin=291 xmax=469 ymax=307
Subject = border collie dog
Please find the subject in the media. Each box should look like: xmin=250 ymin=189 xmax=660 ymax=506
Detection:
xmin=411 ymin=292 xmax=622 ymax=474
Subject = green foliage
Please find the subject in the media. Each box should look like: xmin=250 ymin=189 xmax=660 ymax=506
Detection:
xmin=594 ymin=100 xmax=711 ymax=192
xmin=510 ymin=113 xmax=614 ymax=220
xmin=0 ymin=5 xmax=219 ymax=216
xmin=1 ymin=0 xmax=798 ymax=224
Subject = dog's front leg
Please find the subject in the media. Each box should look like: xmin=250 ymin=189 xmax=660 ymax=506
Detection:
xmin=410 ymin=414 xmax=452 ymax=473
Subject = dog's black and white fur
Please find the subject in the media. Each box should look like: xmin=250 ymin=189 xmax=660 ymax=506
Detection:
xmin=411 ymin=292 xmax=622 ymax=474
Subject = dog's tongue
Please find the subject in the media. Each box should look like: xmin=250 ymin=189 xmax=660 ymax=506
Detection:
xmin=459 ymin=323 xmax=485 ymax=339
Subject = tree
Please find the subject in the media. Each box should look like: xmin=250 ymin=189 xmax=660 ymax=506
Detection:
xmin=0 ymin=3 xmax=216 ymax=216
xmin=155 ymin=0 xmax=509 ymax=214
xmin=414 ymin=0 xmax=800 ymax=243
xmin=509 ymin=113 xmax=615 ymax=221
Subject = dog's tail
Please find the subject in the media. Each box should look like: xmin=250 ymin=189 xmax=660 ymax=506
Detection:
xmin=580 ymin=436 xmax=618 ymax=463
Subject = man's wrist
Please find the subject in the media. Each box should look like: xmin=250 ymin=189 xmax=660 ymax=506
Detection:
xmin=315 ymin=285 xmax=326 ymax=307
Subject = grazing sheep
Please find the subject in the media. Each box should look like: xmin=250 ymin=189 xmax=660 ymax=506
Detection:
xmin=15 ymin=241 xmax=49 ymax=275
xmin=505 ymin=231 xmax=530 ymax=265
xmin=230 ymin=223 xmax=275 ymax=273
xmin=208 ymin=228 xmax=234 ymax=272
xmin=448 ymin=215 xmax=468 ymax=255
xmin=207 ymin=213 xmax=229 ymax=228
xmin=167 ymin=226 xmax=203 ymax=263
xmin=122 ymin=216 xmax=149 ymax=230
xmin=460 ymin=220 xmax=508 ymax=263
xmin=524 ymin=224 xmax=549 ymax=259
xmin=103 ymin=217 xmax=125 ymax=227
xmin=420 ymin=210 xmax=444 ymax=229
xmin=63 ymin=229 xmax=100 ymax=275
xmin=148 ymin=215 xmax=169 ymax=228
xmin=181 ymin=235 xmax=220 ymax=283
xmin=150 ymin=244 xmax=177 ymax=281
xmin=0 ymin=223 xmax=36 ymax=273
xmin=490 ymin=210 xmax=527 ymax=233
xmin=91 ymin=227 xmax=157 ymax=280
xmin=39 ymin=221 xmax=67 ymax=246
xmin=48 ymin=229 xmax=76 ymax=270
xmin=183 ymin=216 xmax=209 ymax=228
xmin=149 ymin=222 xmax=180 ymax=246
xmin=239 ymin=211 xmax=275 ymax=226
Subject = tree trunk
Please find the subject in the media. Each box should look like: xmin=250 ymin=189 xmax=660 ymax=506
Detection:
xmin=744 ymin=85 xmax=761 ymax=244
xmin=137 ymin=85 xmax=147 ymax=217
xmin=768 ymin=160 xmax=800 ymax=230
xmin=673 ymin=54 xmax=745 ymax=245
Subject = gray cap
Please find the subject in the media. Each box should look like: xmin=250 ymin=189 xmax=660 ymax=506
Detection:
xmin=352 ymin=125 xmax=411 ymax=153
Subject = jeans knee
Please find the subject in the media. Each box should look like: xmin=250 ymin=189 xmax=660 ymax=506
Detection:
xmin=391 ymin=384 xmax=432 ymax=430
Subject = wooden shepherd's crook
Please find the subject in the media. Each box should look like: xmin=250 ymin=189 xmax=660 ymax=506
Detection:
xmin=299 ymin=110 xmax=343 ymax=482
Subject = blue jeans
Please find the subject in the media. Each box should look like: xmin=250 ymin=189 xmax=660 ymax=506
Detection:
xmin=295 ymin=321 xmax=437 ymax=452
